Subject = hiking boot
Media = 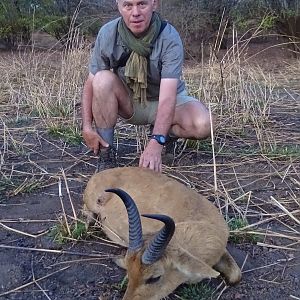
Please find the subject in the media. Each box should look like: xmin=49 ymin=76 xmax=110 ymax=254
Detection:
xmin=96 ymin=146 xmax=117 ymax=172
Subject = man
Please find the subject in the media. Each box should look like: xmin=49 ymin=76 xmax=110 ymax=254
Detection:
xmin=82 ymin=0 xmax=213 ymax=173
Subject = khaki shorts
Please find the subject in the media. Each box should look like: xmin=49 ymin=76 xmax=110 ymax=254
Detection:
xmin=122 ymin=90 xmax=196 ymax=125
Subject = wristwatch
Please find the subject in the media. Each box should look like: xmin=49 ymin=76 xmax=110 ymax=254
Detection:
xmin=151 ymin=134 xmax=166 ymax=145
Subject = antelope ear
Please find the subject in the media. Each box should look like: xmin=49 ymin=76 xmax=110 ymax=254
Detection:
xmin=114 ymin=256 xmax=127 ymax=270
xmin=175 ymin=256 xmax=220 ymax=280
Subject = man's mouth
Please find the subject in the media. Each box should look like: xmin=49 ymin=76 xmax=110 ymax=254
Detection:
xmin=131 ymin=20 xmax=143 ymax=24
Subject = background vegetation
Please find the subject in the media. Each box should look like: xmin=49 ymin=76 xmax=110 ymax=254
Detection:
xmin=0 ymin=0 xmax=299 ymax=56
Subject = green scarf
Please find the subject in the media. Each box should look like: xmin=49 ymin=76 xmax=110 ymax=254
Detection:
xmin=118 ymin=12 xmax=162 ymax=105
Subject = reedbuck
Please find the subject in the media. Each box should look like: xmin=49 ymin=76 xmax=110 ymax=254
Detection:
xmin=83 ymin=167 xmax=241 ymax=300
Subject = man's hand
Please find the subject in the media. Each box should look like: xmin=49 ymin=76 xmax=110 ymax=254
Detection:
xmin=139 ymin=139 xmax=164 ymax=172
xmin=82 ymin=128 xmax=109 ymax=155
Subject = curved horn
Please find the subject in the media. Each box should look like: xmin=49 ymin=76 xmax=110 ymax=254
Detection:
xmin=105 ymin=188 xmax=143 ymax=251
xmin=141 ymin=214 xmax=175 ymax=265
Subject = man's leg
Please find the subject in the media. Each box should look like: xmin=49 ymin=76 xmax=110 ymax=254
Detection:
xmin=92 ymin=70 xmax=133 ymax=170
xmin=171 ymin=100 xmax=214 ymax=139
xmin=92 ymin=70 xmax=133 ymax=130
xmin=161 ymin=100 xmax=212 ymax=165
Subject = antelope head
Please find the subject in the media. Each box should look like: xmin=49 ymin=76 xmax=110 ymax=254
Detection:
xmin=105 ymin=188 xmax=186 ymax=300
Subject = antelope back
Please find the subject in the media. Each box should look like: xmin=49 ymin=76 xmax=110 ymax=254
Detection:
xmin=83 ymin=167 xmax=228 ymax=262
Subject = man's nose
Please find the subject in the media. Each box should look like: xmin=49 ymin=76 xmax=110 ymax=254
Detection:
xmin=132 ymin=5 xmax=141 ymax=16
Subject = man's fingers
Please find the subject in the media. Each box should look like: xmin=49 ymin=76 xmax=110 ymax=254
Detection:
xmin=139 ymin=156 xmax=151 ymax=169
xmin=98 ymin=135 xmax=109 ymax=148
xmin=82 ymin=129 xmax=109 ymax=154
xmin=142 ymin=158 xmax=150 ymax=169
xmin=139 ymin=156 xmax=161 ymax=172
xmin=157 ymin=162 xmax=162 ymax=173
xmin=149 ymin=160 xmax=155 ymax=171
xmin=154 ymin=161 xmax=162 ymax=173
xmin=93 ymin=142 xmax=100 ymax=155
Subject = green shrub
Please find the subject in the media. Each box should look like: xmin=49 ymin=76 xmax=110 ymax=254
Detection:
xmin=48 ymin=124 xmax=82 ymax=145
xmin=177 ymin=282 xmax=214 ymax=300
xmin=49 ymin=220 xmax=87 ymax=244
xmin=228 ymin=218 xmax=259 ymax=244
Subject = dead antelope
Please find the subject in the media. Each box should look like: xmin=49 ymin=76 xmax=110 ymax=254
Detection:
xmin=83 ymin=167 xmax=241 ymax=300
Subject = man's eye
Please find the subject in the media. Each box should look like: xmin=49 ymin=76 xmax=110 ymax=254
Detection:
xmin=145 ymin=276 xmax=161 ymax=284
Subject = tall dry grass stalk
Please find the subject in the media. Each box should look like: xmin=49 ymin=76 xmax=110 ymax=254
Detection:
xmin=185 ymin=53 xmax=274 ymax=133
xmin=1 ymin=29 xmax=89 ymax=124
xmin=182 ymin=28 xmax=295 ymax=160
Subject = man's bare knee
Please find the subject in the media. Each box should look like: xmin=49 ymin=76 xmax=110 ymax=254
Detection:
xmin=185 ymin=109 xmax=214 ymax=139
xmin=92 ymin=70 xmax=116 ymax=93
xmin=190 ymin=118 xmax=210 ymax=139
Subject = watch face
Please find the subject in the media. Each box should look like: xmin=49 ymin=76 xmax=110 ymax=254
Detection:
xmin=152 ymin=135 xmax=166 ymax=145
xmin=159 ymin=136 xmax=166 ymax=144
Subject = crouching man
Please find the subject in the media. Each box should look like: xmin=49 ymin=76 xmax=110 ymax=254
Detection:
xmin=81 ymin=0 xmax=213 ymax=172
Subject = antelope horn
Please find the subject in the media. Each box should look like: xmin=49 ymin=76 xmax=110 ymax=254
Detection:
xmin=141 ymin=214 xmax=175 ymax=265
xmin=105 ymin=188 xmax=143 ymax=251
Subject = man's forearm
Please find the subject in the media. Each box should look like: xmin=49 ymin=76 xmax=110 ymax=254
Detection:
xmin=152 ymin=98 xmax=175 ymax=136
xmin=152 ymin=78 xmax=178 ymax=136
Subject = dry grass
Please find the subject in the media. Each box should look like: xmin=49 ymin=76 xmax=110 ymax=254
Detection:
xmin=0 ymin=31 xmax=299 ymax=299
xmin=0 ymin=31 xmax=88 ymax=122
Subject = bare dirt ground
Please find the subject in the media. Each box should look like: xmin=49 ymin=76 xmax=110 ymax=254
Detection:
xmin=0 ymin=38 xmax=299 ymax=300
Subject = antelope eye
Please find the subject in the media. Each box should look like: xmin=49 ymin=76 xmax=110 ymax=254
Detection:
xmin=145 ymin=276 xmax=161 ymax=285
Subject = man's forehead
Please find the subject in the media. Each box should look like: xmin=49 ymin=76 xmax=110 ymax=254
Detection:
xmin=117 ymin=0 xmax=153 ymax=4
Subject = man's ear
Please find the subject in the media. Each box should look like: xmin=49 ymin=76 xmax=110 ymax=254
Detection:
xmin=153 ymin=0 xmax=158 ymax=10
xmin=116 ymin=0 xmax=121 ymax=13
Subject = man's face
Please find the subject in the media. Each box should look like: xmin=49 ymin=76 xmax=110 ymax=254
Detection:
xmin=117 ymin=0 xmax=158 ymax=37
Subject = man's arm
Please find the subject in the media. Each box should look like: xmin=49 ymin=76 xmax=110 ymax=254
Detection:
xmin=82 ymin=72 xmax=108 ymax=154
xmin=82 ymin=73 xmax=94 ymax=131
xmin=152 ymin=78 xmax=178 ymax=135
xmin=139 ymin=78 xmax=178 ymax=172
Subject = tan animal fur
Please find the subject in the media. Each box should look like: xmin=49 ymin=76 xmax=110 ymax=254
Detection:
xmin=83 ymin=167 xmax=241 ymax=300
